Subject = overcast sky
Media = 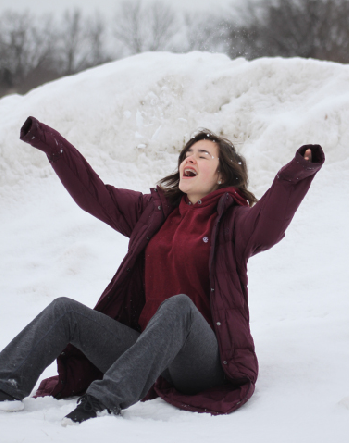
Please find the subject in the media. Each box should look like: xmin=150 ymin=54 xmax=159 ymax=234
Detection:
xmin=0 ymin=0 xmax=236 ymax=15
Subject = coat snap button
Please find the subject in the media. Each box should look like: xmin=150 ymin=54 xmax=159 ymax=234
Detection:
xmin=216 ymin=322 xmax=221 ymax=326
xmin=198 ymin=200 xmax=202 ymax=204
xmin=210 ymin=288 xmax=214 ymax=291
xmin=223 ymin=361 xmax=227 ymax=365
xmin=158 ymin=205 xmax=161 ymax=210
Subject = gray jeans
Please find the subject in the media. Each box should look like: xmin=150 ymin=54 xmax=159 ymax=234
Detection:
xmin=0 ymin=294 xmax=225 ymax=413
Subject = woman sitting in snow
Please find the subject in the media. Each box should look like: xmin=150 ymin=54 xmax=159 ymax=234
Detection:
xmin=0 ymin=116 xmax=324 ymax=425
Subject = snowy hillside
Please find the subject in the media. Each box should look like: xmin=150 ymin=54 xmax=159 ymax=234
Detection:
xmin=0 ymin=51 xmax=348 ymax=442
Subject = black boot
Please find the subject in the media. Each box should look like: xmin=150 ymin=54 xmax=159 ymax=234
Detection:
xmin=61 ymin=394 xmax=114 ymax=426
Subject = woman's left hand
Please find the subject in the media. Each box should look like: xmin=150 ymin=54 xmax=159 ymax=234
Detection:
xmin=303 ymin=149 xmax=312 ymax=162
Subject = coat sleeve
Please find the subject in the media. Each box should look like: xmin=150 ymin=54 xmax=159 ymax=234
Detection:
xmin=235 ymin=144 xmax=325 ymax=258
xmin=20 ymin=116 xmax=149 ymax=238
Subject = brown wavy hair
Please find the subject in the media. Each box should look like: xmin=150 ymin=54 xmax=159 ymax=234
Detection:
xmin=158 ymin=129 xmax=258 ymax=207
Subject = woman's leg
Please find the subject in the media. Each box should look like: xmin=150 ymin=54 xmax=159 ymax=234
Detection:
xmin=0 ymin=297 xmax=140 ymax=401
xmin=86 ymin=294 xmax=225 ymax=413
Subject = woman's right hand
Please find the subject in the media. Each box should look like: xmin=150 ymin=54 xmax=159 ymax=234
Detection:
xmin=303 ymin=149 xmax=312 ymax=162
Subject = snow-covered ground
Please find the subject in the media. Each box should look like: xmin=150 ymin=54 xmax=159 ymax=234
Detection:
xmin=0 ymin=51 xmax=348 ymax=442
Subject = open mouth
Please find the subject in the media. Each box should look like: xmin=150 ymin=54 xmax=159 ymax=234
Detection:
xmin=184 ymin=168 xmax=198 ymax=177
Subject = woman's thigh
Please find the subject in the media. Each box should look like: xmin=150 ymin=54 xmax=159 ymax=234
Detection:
xmin=53 ymin=298 xmax=141 ymax=373
xmin=164 ymin=299 xmax=226 ymax=394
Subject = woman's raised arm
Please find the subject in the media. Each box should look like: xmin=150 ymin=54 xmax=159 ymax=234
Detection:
xmin=234 ymin=144 xmax=325 ymax=259
xmin=20 ymin=116 xmax=149 ymax=237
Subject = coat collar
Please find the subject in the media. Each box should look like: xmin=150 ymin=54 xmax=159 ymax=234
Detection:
xmin=150 ymin=186 xmax=174 ymax=219
xmin=151 ymin=186 xmax=245 ymax=219
xmin=217 ymin=192 xmax=237 ymax=216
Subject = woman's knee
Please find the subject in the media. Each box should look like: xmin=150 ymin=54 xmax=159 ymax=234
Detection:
xmin=48 ymin=297 xmax=78 ymax=312
xmin=160 ymin=294 xmax=197 ymax=315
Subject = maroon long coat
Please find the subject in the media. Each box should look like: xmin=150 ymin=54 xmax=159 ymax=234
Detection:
xmin=20 ymin=117 xmax=324 ymax=414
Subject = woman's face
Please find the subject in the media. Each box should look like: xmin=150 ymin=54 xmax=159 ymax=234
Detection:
xmin=179 ymin=139 xmax=221 ymax=204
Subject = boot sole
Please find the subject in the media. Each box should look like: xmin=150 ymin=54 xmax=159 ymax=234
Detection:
xmin=61 ymin=409 xmax=111 ymax=427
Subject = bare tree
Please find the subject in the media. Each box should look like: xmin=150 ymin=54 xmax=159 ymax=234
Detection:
xmin=57 ymin=9 xmax=116 ymax=75
xmin=58 ymin=9 xmax=89 ymax=75
xmin=85 ymin=12 xmax=113 ymax=66
xmin=314 ymin=0 xmax=349 ymax=62
xmin=0 ymin=9 xmax=116 ymax=97
xmin=227 ymin=0 xmax=349 ymax=62
xmin=0 ymin=11 xmax=57 ymax=95
xmin=113 ymin=0 xmax=178 ymax=54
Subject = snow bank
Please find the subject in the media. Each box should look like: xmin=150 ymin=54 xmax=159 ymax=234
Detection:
xmin=0 ymin=52 xmax=348 ymax=442
xmin=1 ymin=52 xmax=349 ymax=193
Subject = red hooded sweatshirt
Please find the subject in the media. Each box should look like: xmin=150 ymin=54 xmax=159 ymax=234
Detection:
xmin=139 ymin=188 xmax=248 ymax=331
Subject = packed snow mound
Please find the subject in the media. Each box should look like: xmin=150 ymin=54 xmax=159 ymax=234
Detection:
xmin=0 ymin=51 xmax=349 ymax=192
